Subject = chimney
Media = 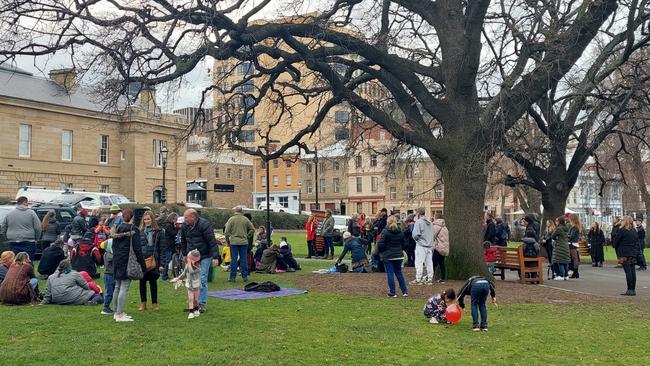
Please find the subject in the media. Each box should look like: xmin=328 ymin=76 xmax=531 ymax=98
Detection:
xmin=49 ymin=68 xmax=78 ymax=92
xmin=139 ymin=86 xmax=157 ymax=112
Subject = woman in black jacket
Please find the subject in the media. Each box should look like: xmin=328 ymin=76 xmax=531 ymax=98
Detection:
xmin=159 ymin=213 xmax=178 ymax=281
xmin=588 ymin=222 xmax=605 ymax=267
xmin=138 ymin=211 xmax=162 ymax=312
xmin=377 ymin=216 xmax=408 ymax=297
xmin=614 ymin=216 xmax=640 ymax=296
xmin=39 ymin=210 xmax=60 ymax=253
xmin=111 ymin=210 xmax=145 ymax=322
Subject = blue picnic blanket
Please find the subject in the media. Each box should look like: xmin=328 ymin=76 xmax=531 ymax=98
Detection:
xmin=207 ymin=288 xmax=307 ymax=300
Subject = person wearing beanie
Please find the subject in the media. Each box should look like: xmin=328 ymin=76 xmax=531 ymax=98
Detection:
xmin=171 ymin=249 xmax=203 ymax=319
xmin=0 ymin=251 xmax=16 ymax=286
xmin=38 ymin=239 xmax=66 ymax=278
xmin=70 ymin=231 xmax=102 ymax=278
xmin=70 ymin=208 xmax=89 ymax=241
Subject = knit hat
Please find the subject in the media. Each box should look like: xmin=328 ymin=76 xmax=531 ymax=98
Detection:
xmin=110 ymin=204 xmax=121 ymax=213
xmin=0 ymin=251 xmax=15 ymax=264
xmin=342 ymin=231 xmax=352 ymax=240
xmin=188 ymin=250 xmax=201 ymax=264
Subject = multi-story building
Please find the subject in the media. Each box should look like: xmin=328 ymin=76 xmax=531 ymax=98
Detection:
xmin=299 ymin=142 xmax=349 ymax=214
xmin=0 ymin=65 xmax=187 ymax=202
xmin=252 ymin=148 xmax=301 ymax=211
xmin=566 ymin=165 xmax=624 ymax=227
xmin=185 ymin=151 xmax=254 ymax=208
xmin=173 ymin=107 xmax=214 ymax=152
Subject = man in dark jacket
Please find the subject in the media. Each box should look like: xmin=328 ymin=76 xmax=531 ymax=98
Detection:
xmin=483 ymin=213 xmax=496 ymax=245
xmin=38 ymin=240 xmax=66 ymax=278
xmin=372 ymin=208 xmax=388 ymax=239
xmin=494 ymin=218 xmax=510 ymax=247
xmin=635 ymin=218 xmax=646 ymax=270
xmin=158 ymin=213 xmax=178 ymax=281
xmin=70 ymin=208 xmax=89 ymax=241
xmin=181 ymin=209 xmax=218 ymax=313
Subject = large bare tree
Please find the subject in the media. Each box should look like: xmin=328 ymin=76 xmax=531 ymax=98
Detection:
xmin=0 ymin=0 xmax=633 ymax=277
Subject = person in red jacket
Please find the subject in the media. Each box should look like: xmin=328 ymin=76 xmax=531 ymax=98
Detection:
xmin=483 ymin=241 xmax=497 ymax=275
xmin=71 ymin=232 xmax=102 ymax=278
xmin=305 ymin=215 xmax=318 ymax=259
xmin=79 ymin=270 xmax=103 ymax=295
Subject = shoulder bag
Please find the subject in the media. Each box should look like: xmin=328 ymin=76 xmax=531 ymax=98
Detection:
xmin=126 ymin=226 xmax=144 ymax=280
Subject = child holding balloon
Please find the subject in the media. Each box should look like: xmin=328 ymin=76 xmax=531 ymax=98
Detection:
xmin=457 ymin=276 xmax=497 ymax=331
xmin=423 ymin=288 xmax=456 ymax=324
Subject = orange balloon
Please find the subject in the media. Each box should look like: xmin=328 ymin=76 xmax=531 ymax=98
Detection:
xmin=445 ymin=304 xmax=462 ymax=324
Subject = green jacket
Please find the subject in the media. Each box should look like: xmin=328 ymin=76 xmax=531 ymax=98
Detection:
xmin=551 ymin=223 xmax=571 ymax=264
xmin=224 ymin=214 xmax=255 ymax=246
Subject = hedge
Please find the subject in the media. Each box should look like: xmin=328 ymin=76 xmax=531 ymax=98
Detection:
xmin=118 ymin=204 xmax=307 ymax=230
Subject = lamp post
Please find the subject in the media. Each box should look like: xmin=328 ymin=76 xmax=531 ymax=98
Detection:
xmin=160 ymin=145 xmax=168 ymax=204
xmin=314 ymin=146 xmax=319 ymax=210
xmin=258 ymin=139 xmax=280 ymax=244
xmin=298 ymin=181 xmax=302 ymax=215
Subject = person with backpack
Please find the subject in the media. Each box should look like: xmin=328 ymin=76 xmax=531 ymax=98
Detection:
xmin=70 ymin=232 xmax=101 ymax=279
xmin=494 ymin=218 xmax=509 ymax=247
xmin=432 ymin=214 xmax=450 ymax=284
xmin=522 ymin=216 xmax=541 ymax=279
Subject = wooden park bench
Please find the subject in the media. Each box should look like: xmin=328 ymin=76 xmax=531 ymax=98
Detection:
xmin=493 ymin=246 xmax=544 ymax=284
xmin=577 ymin=240 xmax=591 ymax=260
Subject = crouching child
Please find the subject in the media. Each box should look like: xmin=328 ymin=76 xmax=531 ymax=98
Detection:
xmin=423 ymin=288 xmax=456 ymax=324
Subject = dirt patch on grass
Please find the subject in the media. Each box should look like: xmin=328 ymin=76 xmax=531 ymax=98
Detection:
xmin=294 ymin=267 xmax=640 ymax=305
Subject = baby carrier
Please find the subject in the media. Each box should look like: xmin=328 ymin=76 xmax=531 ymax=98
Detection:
xmin=72 ymin=240 xmax=99 ymax=278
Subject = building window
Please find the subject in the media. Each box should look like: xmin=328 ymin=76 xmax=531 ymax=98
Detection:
xmin=99 ymin=185 xmax=109 ymax=193
xmin=389 ymin=186 xmax=397 ymax=200
xmin=19 ymin=124 xmax=31 ymax=157
xmin=17 ymin=180 xmax=31 ymax=188
xmin=285 ymin=160 xmax=292 ymax=167
xmin=61 ymin=129 xmax=73 ymax=161
xmin=261 ymin=176 xmax=267 ymax=187
xmin=319 ymin=162 xmax=326 ymax=172
xmin=226 ymin=168 xmax=232 ymax=179
xmin=333 ymin=161 xmax=340 ymax=171
xmin=333 ymin=178 xmax=340 ymax=193
xmin=370 ymin=155 xmax=377 ymax=167
xmin=356 ymin=177 xmax=362 ymax=193
xmin=238 ymin=130 xmax=254 ymax=142
xmin=244 ymin=113 xmax=254 ymax=125
xmin=405 ymin=165 xmax=414 ymax=178
xmin=237 ymin=169 xmax=242 ymax=180
xmin=356 ymin=202 xmax=363 ymax=213
xmin=249 ymin=170 xmax=254 ymax=180
xmin=387 ymin=167 xmax=396 ymax=179
xmin=278 ymin=196 xmax=289 ymax=208
xmin=335 ymin=127 xmax=350 ymax=140
xmin=273 ymin=175 xmax=279 ymax=187
xmin=239 ymin=62 xmax=254 ymax=76
xmin=380 ymin=131 xmax=386 ymax=140
xmin=198 ymin=167 xmax=203 ymax=178
xmin=215 ymin=167 xmax=220 ymax=178
xmin=260 ymin=160 xmax=266 ymax=168
xmin=407 ymin=186 xmax=414 ymax=199
xmin=355 ymin=155 xmax=362 ymax=168
xmin=99 ymin=135 xmax=109 ymax=164
xmin=306 ymin=180 xmax=313 ymax=193
xmin=153 ymin=139 xmax=167 ymax=167
xmin=286 ymin=175 xmax=292 ymax=186
xmin=273 ymin=160 xmax=279 ymax=168
xmin=60 ymin=183 xmax=73 ymax=190
xmin=120 ymin=150 xmax=125 ymax=160
xmin=371 ymin=176 xmax=379 ymax=193
xmin=305 ymin=163 xmax=312 ymax=173
xmin=335 ymin=111 xmax=350 ymax=123
xmin=238 ymin=79 xmax=254 ymax=93
xmin=319 ymin=178 xmax=326 ymax=193
xmin=434 ymin=186 xmax=443 ymax=200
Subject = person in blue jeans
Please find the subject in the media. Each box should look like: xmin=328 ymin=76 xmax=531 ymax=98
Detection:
xmin=377 ymin=217 xmax=408 ymax=297
xmin=321 ymin=210 xmax=335 ymax=259
xmin=457 ymin=276 xmax=497 ymax=331
xmin=101 ymin=239 xmax=115 ymax=314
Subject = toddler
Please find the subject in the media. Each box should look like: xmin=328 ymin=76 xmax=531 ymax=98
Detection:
xmin=101 ymin=239 xmax=115 ymax=315
xmin=220 ymin=243 xmax=231 ymax=271
xmin=171 ymin=250 xmax=202 ymax=319
xmin=483 ymin=241 xmax=497 ymax=275
xmin=423 ymin=288 xmax=456 ymax=324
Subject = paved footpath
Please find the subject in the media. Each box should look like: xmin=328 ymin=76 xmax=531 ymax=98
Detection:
xmin=539 ymin=263 xmax=650 ymax=299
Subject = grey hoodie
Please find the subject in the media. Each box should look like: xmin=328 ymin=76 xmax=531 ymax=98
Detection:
xmin=1 ymin=206 xmax=41 ymax=242
xmin=412 ymin=216 xmax=434 ymax=248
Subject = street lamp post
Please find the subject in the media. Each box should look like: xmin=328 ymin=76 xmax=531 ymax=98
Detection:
xmin=298 ymin=181 xmax=302 ymax=215
xmin=160 ymin=145 xmax=168 ymax=204
xmin=258 ymin=139 xmax=280 ymax=244
xmin=314 ymin=147 xmax=319 ymax=210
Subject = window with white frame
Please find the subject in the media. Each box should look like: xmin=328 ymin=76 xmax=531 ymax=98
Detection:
xmin=389 ymin=186 xmax=397 ymax=200
xmin=61 ymin=129 xmax=73 ymax=161
xmin=226 ymin=168 xmax=232 ymax=179
xmin=238 ymin=169 xmax=243 ymax=180
xmin=333 ymin=161 xmax=340 ymax=170
xmin=99 ymin=135 xmax=109 ymax=164
xmin=333 ymin=178 xmax=340 ymax=193
xmin=197 ymin=167 xmax=202 ymax=177
xmin=286 ymin=175 xmax=292 ymax=186
xmin=306 ymin=180 xmax=313 ymax=193
xmin=356 ymin=177 xmax=362 ymax=193
xmin=18 ymin=180 xmax=31 ymax=188
xmin=99 ymin=185 xmax=109 ymax=193
xmin=319 ymin=178 xmax=326 ymax=193
xmin=215 ymin=167 xmax=220 ymax=178
xmin=120 ymin=150 xmax=125 ymax=160
xmin=371 ymin=176 xmax=379 ymax=192
xmin=153 ymin=139 xmax=167 ymax=167
xmin=273 ymin=175 xmax=279 ymax=187
xmin=305 ymin=163 xmax=312 ymax=173
xmin=19 ymin=124 xmax=31 ymax=157
xmin=278 ymin=196 xmax=289 ymax=208
xmin=355 ymin=155 xmax=362 ymax=168
xmin=370 ymin=155 xmax=377 ymax=167
xmin=261 ymin=176 xmax=267 ymax=187
xmin=407 ymin=186 xmax=414 ymax=199
xmin=434 ymin=186 xmax=443 ymax=200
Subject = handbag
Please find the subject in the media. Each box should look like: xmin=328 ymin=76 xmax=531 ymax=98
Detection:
xmin=126 ymin=226 xmax=144 ymax=280
xmin=145 ymin=256 xmax=156 ymax=272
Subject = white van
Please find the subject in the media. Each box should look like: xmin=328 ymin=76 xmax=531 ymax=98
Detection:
xmin=16 ymin=187 xmax=131 ymax=209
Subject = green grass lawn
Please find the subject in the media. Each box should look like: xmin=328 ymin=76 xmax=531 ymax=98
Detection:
xmin=4 ymin=235 xmax=650 ymax=365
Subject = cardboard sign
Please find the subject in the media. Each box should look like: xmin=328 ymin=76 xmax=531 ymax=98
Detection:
xmin=311 ymin=210 xmax=326 ymax=255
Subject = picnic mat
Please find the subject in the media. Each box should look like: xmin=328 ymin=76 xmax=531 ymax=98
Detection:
xmin=207 ymin=288 xmax=307 ymax=300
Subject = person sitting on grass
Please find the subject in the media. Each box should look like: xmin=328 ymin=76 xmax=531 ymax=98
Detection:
xmin=0 ymin=252 xmax=38 ymax=304
xmin=278 ymin=238 xmax=301 ymax=271
xmin=483 ymin=241 xmax=497 ymax=275
xmin=457 ymin=276 xmax=497 ymax=332
xmin=38 ymin=239 xmax=66 ymax=279
xmin=71 ymin=231 xmax=102 ymax=279
xmin=41 ymin=260 xmax=103 ymax=305
xmin=220 ymin=242 xmax=231 ymax=271
xmin=423 ymin=288 xmax=456 ymax=324
xmin=0 ymin=251 xmax=16 ymax=286
xmin=256 ymin=244 xmax=284 ymax=273
xmin=171 ymin=250 xmax=202 ymax=319
xmin=336 ymin=232 xmax=371 ymax=273
xmin=79 ymin=270 xmax=103 ymax=297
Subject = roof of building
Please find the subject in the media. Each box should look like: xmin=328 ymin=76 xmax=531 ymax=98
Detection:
xmin=0 ymin=64 xmax=116 ymax=113
xmin=186 ymin=150 xmax=254 ymax=165
xmin=300 ymin=142 xmax=348 ymax=159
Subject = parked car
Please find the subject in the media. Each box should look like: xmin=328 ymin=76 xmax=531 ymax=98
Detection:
xmin=0 ymin=203 xmax=76 ymax=257
xmin=257 ymin=202 xmax=298 ymax=214
xmin=332 ymin=215 xmax=351 ymax=246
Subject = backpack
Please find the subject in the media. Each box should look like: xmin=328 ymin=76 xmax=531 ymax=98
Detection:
xmin=244 ymin=281 xmax=281 ymax=292
xmin=71 ymin=242 xmax=98 ymax=278
xmin=523 ymin=238 xmax=539 ymax=258
xmin=499 ymin=225 xmax=509 ymax=241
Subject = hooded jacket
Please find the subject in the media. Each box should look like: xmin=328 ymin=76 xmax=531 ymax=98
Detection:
xmin=614 ymin=227 xmax=641 ymax=258
xmin=432 ymin=219 xmax=450 ymax=256
xmin=1 ymin=206 xmax=41 ymax=242
xmin=412 ymin=216 xmax=434 ymax=248
xmin=377 ymin=227 xmax=404 ymax=261
xmin=551 ymin=223 xmax=571 ymax=264
xmin=41 ymin=270 xmax=95 ymax=305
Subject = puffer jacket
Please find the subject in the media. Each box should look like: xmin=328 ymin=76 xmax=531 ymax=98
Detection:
xmin=551 ymin=223 xmax=571 ymax=264
xmin=140 ymin=227 xmax=162 ymax=275
xmin=614 ymin=228 xmax=640 ymax=258
xmin=70 ymin=214 xmax=88 ymax=240
xmin=180 ymin=217 xmax=218 ymax=260
xmin=377 ymin=227 xmax=404 ymax=261
xmin=432 ymin=219 xmax=450 ymax=256
xmin=41 ymin=270 xmax=95 ymax=305
xmin=111 ymin=223 xmax=145 ymax=281
xmin=159 ymin=220 xmax=178 ymax=252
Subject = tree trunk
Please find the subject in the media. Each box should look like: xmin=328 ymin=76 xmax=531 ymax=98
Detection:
xmin=442 ymin=160 xmax=491 ymax=279
xmin=541 ymin=181 xmax=570 ymax=226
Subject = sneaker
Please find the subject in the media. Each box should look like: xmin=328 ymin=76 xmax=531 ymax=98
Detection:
xmin=481 ymin=328 xmax=489 ymax=332
xmin=101 ymin=308 xmax=114 ymax=315
xmin=227 ymin=278 xmax=235 ymax=283
xmin=402 ymin=293 xmax=409 ymax=297
xmin=410 ymin=279 xmax=422 ymax=285
xmin=188 ymin=312 xmax=197 ymax=319
xmin=115 ymin=314 xmax=134 ymax=322
xmin=193 ymin=310 xmax=201 ymax=318
xmin=425 ymin=280 xmax=433 ymax=285
xmin=113 ymin=313 xmax=132 ymax=320
xmin=568 ymin=270 xmax=574 ymax=276
xmin=472 ymin=327 xmax=480 ymax=332
xmin=438 ymin=280 xmax=446 ymax=284
xmin=429 ymin=317 xmax=439 ymax=324
xmin=198 ymin=304 xmax=206 ymax=313
xmin=275 ymin=268 xmax=286 ymax=273
xmin=387 ymin=294 xmax=397 ymax=298
xmin=553 ymin=276 xmax=564 ymax=281
xmin=564 ymin=277 xmax=568 ymax=280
